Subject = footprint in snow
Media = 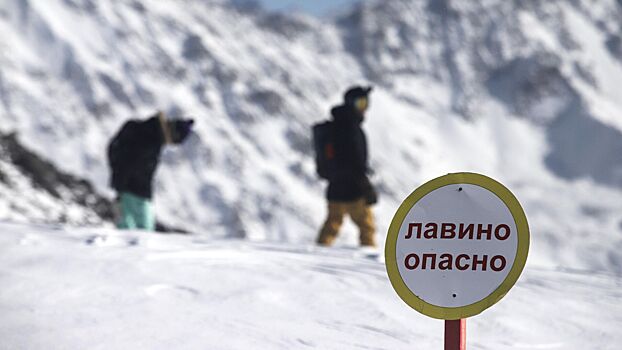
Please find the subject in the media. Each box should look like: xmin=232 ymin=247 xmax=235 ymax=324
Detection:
xmin=353 ymin=248 xmax=384 ymax=263
xmin=19 ymin=234 xmax=43 ymax=246
xmin=85 ymin=235 xmax=139 ymax=247
xmin=145 ymin=284 xmax=200 ymax=300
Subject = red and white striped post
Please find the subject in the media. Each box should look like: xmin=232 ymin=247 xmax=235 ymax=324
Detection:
xmin=444 ymin=319 xmax=466 ymax=350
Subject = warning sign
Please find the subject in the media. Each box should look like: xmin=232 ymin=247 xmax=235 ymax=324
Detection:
xmin=385 ymin=173 xmax=530 ymax=320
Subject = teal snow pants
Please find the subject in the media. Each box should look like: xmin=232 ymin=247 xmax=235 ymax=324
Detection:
xmin=117 ymin=192 xmax=155 ymax=231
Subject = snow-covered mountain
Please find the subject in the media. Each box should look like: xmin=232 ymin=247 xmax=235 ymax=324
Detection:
xmin=0 ymin=0 xmax=621 ymax=274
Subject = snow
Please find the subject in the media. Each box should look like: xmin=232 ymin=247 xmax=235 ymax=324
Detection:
xmin=1 ymin=222 xmax=621 ymax=350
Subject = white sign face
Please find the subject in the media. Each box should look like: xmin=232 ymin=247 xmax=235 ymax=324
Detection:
xmin=396 ymin=184 xmax=517 ymax=307
xmin=385 ymin=173 xmax=529 ymax=320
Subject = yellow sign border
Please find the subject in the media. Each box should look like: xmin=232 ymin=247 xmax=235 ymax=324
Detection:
xmin=385 ymin=173 xmax=530 ymax=320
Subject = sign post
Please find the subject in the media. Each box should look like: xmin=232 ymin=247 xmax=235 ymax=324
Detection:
xmin=385 ymin=173 xmax=529 ymax=348
xmin=444 ymin=319 xmax=466 ymax=350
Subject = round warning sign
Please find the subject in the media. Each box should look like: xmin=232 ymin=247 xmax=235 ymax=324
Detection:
xmin=385 ymin=173 xmax=529 ymax=320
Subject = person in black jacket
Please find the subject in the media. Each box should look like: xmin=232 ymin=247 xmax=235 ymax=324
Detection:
xmin=107 ymin=111 xmax=194 ymax=231
xmin=317 ymin=86 xmax=378 ymax=247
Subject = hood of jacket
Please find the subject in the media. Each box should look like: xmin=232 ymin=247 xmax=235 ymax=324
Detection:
xmin=331 ymin=104 xmax=363 ymax=126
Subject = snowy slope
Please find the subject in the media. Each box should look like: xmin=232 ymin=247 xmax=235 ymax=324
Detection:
xmin=0 ymin=0 xmax=621 ymax=276
xmin=1 ymin=223 xmax=620 ymax=350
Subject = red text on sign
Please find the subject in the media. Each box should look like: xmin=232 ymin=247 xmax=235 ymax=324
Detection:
xmin=404 ymin=253 xmax=507 ymax=272
xmin=406 ymin=223 xmax=511 ymax=241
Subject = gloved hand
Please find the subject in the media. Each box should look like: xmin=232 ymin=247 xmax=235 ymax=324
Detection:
xmin=365 ymin=186 xmax=378 ymax=205
xmin=361 ymin=177 xmax=378 ymax=205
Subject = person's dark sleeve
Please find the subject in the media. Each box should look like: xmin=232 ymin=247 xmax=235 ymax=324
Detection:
xmin=332 ymin=116 xmax=368 ymax=180
xmin=345 ymin=127 xmax=368 ymax=177
xmin=108 ymin=122 xmax=136 ymax=191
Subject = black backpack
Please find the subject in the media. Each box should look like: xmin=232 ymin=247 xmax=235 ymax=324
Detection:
xmin=313 ymin=120 xmax=338 ymax=180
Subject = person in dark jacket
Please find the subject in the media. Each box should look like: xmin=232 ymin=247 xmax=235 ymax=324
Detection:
xmin=317 ymin=86 xmax=378 ymax=247
xmin=107 ymin=111 xmax=194 ymax=231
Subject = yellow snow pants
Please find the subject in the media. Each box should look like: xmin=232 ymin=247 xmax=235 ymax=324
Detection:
xmin=317 ymin=199 xmax=376 ymax=247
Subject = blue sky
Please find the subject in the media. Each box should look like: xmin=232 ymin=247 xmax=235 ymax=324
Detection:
xmin=256 ymin=0 xmax=362 ymax=16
